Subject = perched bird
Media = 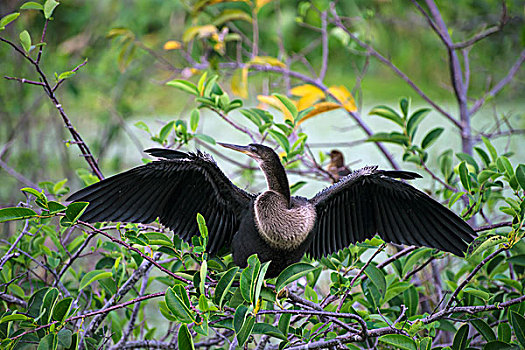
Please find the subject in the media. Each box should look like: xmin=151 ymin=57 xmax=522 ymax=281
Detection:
xmin=68 ymin=143 xmax=476 ymax=277
xmin=326 ymin=150 xmax=351 ymax=183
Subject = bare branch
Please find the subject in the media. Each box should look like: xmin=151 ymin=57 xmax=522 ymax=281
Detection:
xmin=469 ymin=48 xmax=525 ymax=116
xmin=0 ymin=37 xmax=104 ymax=180
xmin=445 ymin=247 xmax=505 ymax=309
xmin=329 ymin=4 xmax=461 ymax=130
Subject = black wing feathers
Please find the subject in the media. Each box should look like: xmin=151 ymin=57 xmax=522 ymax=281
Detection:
xmin=309 ymin=168 xmax=475 ymax=258
xmin=68 ymin=149 xmax=254 ymax=254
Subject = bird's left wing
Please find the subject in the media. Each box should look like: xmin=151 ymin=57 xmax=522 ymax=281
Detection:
xmin=68 ymin=149 xmax=255 ymax=254
xmin=307 ymin=167 xmax=476 ymax=258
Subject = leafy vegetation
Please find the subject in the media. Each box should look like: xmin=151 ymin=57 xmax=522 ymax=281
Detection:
xmin=1 ymin=1 xmax=525 ymax=349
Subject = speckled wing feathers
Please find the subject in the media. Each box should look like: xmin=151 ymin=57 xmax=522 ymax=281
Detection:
xmin=68 ymin=149 xmax=255 ymax=254
xmin=308 ymin=168 xmax=476 ymax=258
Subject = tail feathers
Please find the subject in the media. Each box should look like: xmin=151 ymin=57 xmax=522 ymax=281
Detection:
xmin=378 ymin=170 xmax=422 ymax=180
xmin=145 ymin=148 xmax=188 ymax=159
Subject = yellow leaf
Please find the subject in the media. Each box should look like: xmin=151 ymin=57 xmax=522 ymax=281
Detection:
xmin=328 ymin=85 xmax=357 ymax=112
xmin=249 ymin=56 xmax=286 ymax=68
xmin=298 ymin=102 xmax=341 ymax=125
xmin=231 ymin=67 xmax=249 ymax=98
xmin=256 ymin=0 xmax=273 ymax=11
xmin=257 ymin=95 xmax=295 ymax=121
xmin=163 ymin=40 xmax=181 ymax=50
xmin=297 ymin=94 xmax=323 ymax=111
xmin=182 ymin=25 xmax=218 ymax=43
xmin=290 ymin=84 xmax=324 ymax=97
xmin=290 ymin=84 xmax=326 ymax=110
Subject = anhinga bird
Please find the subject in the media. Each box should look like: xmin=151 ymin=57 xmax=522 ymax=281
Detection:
xmin=326 ymin=150 xmax=351 ymax=183
xmin=68 ymin=143 xmax=476 ymax=277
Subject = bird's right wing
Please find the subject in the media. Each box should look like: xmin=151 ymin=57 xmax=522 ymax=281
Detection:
xmin=67 ymin=149 xmax=255 ymax=254
xmin=307 ymin=167 xmax=476 ymax=258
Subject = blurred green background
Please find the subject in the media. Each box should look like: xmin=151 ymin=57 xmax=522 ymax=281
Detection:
xmin=1 ymin=0 xmax=524 ymax=204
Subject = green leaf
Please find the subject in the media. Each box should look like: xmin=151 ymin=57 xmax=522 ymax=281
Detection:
xmin=399 ymin=98 xmax=409 ymax=117
xmin=378 ymin=334 xmax=416 ymax=350
xmin=268 ymin=130 xmax=290 ymax=153
xmin=275 ymin=262 xmax=317 ymax=292
xmin=166 ymin=79 xmax=199 ymax=96
xmin=190 ymin=109 xmax=200 ymax=132
xmin=403 ymin=285 xmax=419 ymax=317
xmin=44 ymin=0 xmax=59 ymax=19
xmin=21 ymin=2 xmax=44 ymax=10
xmin=290 ymin=181 xmax=307 ymax=195
xmin=48 ymin=201 xmax=66 ymax=214
xmin=41 ymin=288 xmax=58 ymax=324
xmin=458 ymin=161 xmax=471 ymax=192
xmin=194 ymin=133 xmax=216 ymax=145
xmin=273 ymin=93 xmax=298 ymax=120
xmin=498 ymin=322 xmax=511 ymax=342
xmin=237 ymin=315 xmax=255 ymax=346
xmin=58 ymin=70 xmax=76 ymax=80
xmin=21 ymin=187 xmax=45 ymax=199
xmin=369 ymin=105 xmax=404 ymax=127
xmin=496 ymin=156 xmax=514 ymax=178
xmin=52 ymin=297 xmax=73 ymax=322
xmin=57 ymin=329 xmax=72 ymax=348
xmin=143 ymin=232 xmax=173 ymax=246
xmin=402 ymin=248 xmax=432 ymax=277
xmin=482 ymin=136 xmax=498 ymax=161
xmin=475 ymin=147 xmax=491 ymax=167
xmin=471 ymin=319 xmax=496 ymax=342
xmin=196 ymin=213 xmax=208 ymax=239
xmin=240 ymin=255 xmax=260 ymax=303
xmin=0 ymin=207 xmax=37 ymax=223
xmin=456 ymin=152 xmax=479 ymax=173
xmin=421 ymin=127 xmax=444 ymax=149
xmin=65 ymin=202 xmax=88 ymax=222
xmin=515 ymin=164 xmax=525 ymax=191
xmin=364 ymin=264 xmax=386 ymax=297
xmin=467 ymin=234 xmax=506 ymax=257
xmin=159 ymin=121 xmax=174 ymax=142
xmin=252 ymin=323 xmax=287 ymax=340
xmin=452 ymin=324 xmax=469 ymax=350
xmin=134 ymin=121 xmax=151 ymax=134
xmin=213 ymin=9 xmax=252 ymax=26
xmin=197 ymin=72 xmax=207 ymax=95
xmin=253 ymin=261 xmax=270 ymax=305
xmin=419 ymin=337 xmax=432 ymax=350
xmin=199 ymin=260 xmax=207 ymax=295
xmin=478 ymin=170 xmax=500 ymax=184
xmin=367 ymin=132 xmax=409 ymax=146
xmin=214 ymin=267 xmax=238 ymax=308
xmin=165 ymin=286 xmax=194 ymax=324
xmin=511 ymin=311 xmax=525 ymax=348
xmin=278 ymin=313 xmax=291 ymax=336
xmin=37 ymin=333 xmax=57 ymax=350
xmin=19 ymin=30 xmax=32 ymax=53
xmin=482 ymin=341 xmax=515 ymax=350
xmin=0 ymin=314 xmax=30 ymax=324
xmin=234 ymin=304 xmax=249 ymax=333
xmin=0 ymin=12 xmax=20 ymax=30
xmin=79 ymin=270 xmax=112 ymax=290
xmin=463 ymin=287 xmax=490 ymax=301
xmin=178 ymin=324 xmax=195 ymax=350
xmin=407 ymin=108 xmax=430 ymax=138
xmin=203 ymin=75 xmax=219 ymax=97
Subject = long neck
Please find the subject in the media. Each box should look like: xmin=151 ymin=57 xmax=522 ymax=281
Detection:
xmin=259 ymin=155 xmax=290 ymax=207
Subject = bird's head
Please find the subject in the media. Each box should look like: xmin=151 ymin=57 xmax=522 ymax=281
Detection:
xmin=218 ymin=143 xmax=277 ymax=164
xmin=328 ymin=150 xmax=345 ymax=167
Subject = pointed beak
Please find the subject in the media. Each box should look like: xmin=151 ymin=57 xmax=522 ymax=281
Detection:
xmin=218 ymin=143 xmax=252 ymax=155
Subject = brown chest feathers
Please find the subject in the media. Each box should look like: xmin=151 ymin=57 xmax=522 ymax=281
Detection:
xmin=254 ymin=191 xmax=316 ymax=250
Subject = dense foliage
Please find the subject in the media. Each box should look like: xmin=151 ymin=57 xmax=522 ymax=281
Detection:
xmin=1 ymin=1 xmax=525 ymax=349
